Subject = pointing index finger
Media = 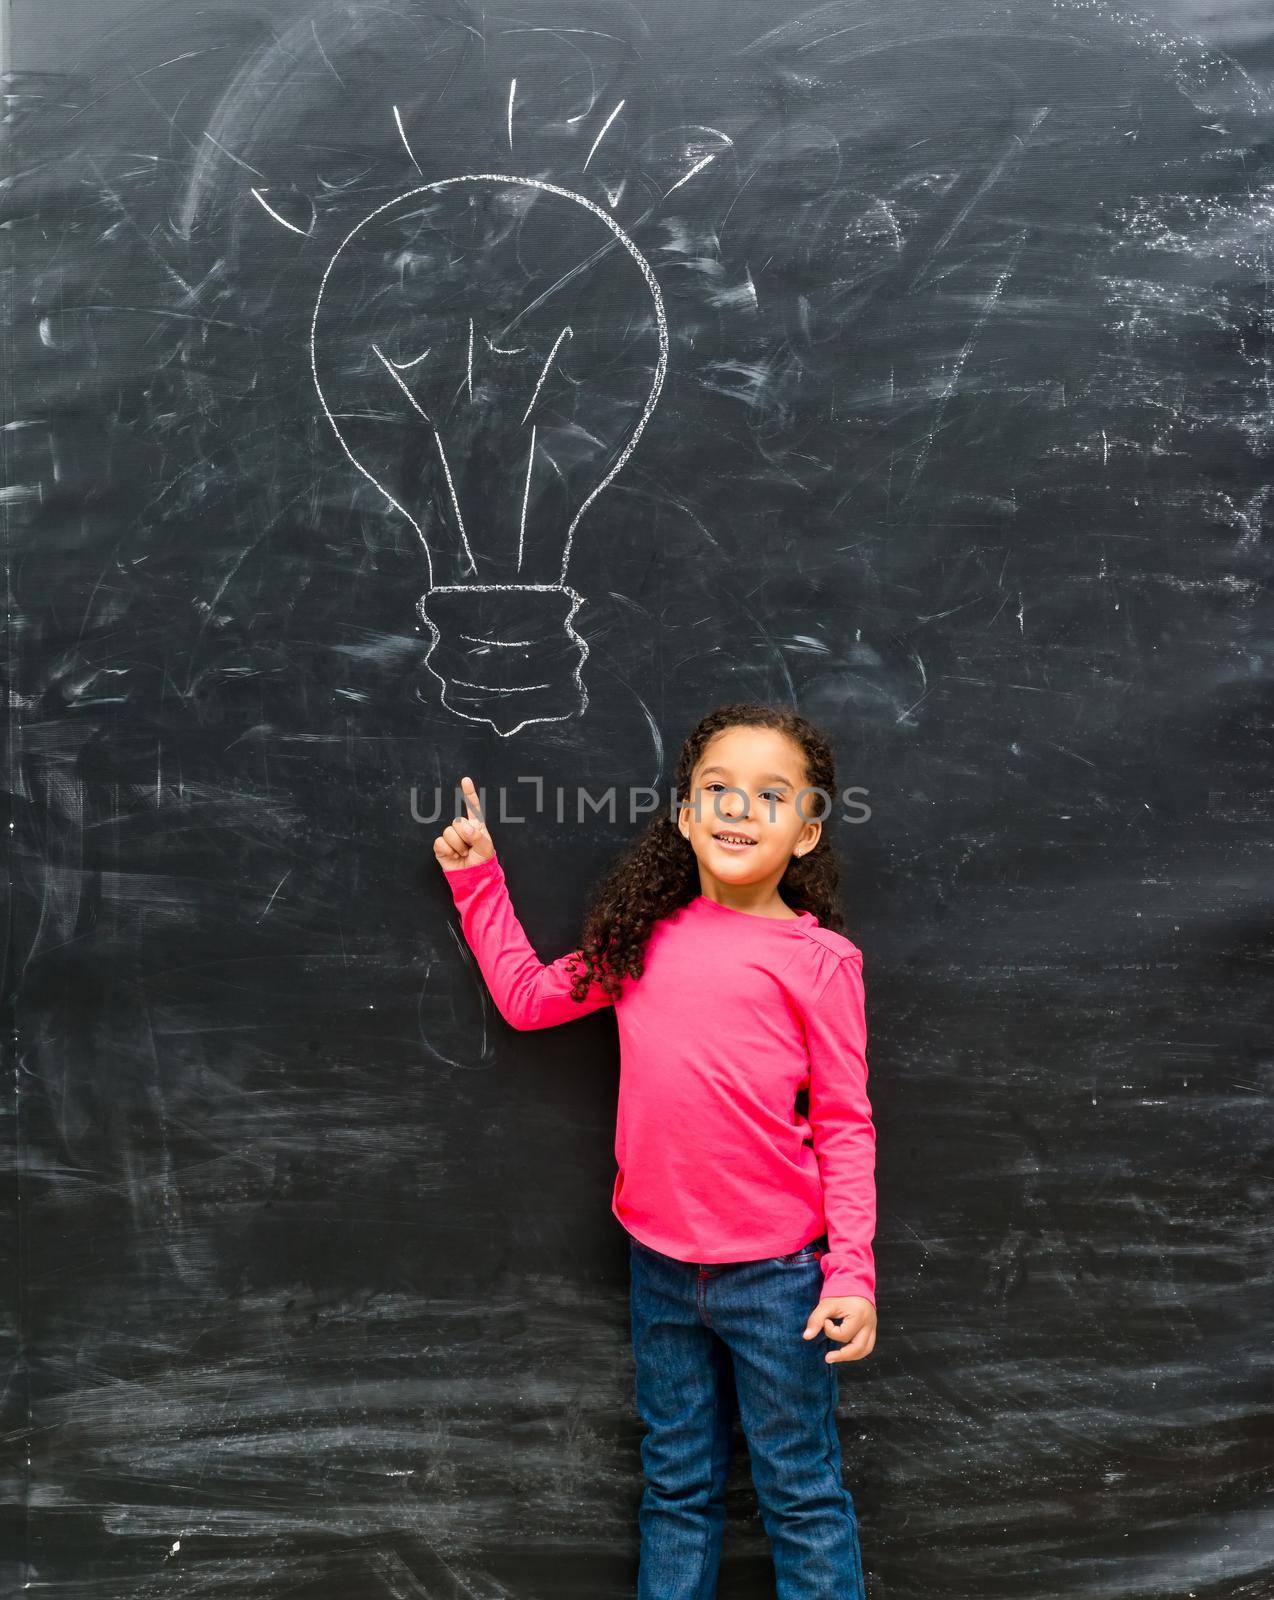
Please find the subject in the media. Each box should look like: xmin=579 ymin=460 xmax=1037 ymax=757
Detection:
xmin=460 ymin=775 xmax=486 ymax=827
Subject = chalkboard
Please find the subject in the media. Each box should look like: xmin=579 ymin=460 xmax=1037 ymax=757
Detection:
xmin=4 ymin=1 xmax=1271 ymax=1596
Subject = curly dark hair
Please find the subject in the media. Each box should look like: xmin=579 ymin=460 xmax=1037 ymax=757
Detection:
xmin=564 ymin=701 xmax=845 ymax=1003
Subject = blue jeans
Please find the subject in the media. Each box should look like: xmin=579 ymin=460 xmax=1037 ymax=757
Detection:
xmin=628 ymin=1231 xmax=867 ymax=1599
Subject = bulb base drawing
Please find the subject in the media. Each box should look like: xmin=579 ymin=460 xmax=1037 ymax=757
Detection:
xmin=417 ymin=583 xmax=590 ymax=737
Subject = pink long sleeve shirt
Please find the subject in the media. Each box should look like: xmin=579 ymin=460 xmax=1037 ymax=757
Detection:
xmin=444 ymin=853 xmax=878 ymax=1305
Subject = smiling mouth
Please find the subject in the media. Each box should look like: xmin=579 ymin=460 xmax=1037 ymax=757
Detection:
xmin=713 ymin=832 xmax=757 ymax=846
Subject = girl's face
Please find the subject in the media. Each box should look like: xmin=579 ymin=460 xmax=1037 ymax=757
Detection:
xmin=678 ymin=726 xmax=822 ymax=890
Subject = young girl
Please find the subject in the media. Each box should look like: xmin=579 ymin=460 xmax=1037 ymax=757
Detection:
xmin=434 ymin=702 xmax=876 ymax=1600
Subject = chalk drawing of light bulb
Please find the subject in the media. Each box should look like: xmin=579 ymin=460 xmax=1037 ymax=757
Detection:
xmin=311 ymin=172 xmax=668 ymax=737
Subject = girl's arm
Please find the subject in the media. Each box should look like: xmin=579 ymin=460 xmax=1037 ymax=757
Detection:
xmin=445 ymin=853 xmax=616 ymax=1031
xmin=803 ymin=951 xmax=878 ymax=1306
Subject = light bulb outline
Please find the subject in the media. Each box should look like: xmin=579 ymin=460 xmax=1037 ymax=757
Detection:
xmin=310 ymin=173 xmax=669 ymax=591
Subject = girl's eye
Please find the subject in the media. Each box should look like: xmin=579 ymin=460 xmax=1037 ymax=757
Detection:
xmin=701 ymin=781 xmax=785 ymax=803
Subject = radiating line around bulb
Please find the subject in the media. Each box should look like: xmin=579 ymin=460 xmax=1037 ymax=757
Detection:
xmin=392 ymin=104 xmax=422 ymax=174
xmin=584 ymin=100 xmax=625 ymax=170
xmin=249 ymin=187 xmax=312 ymax=236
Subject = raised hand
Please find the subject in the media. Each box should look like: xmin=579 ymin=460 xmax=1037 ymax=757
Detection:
xmin=433 ymin=774 xmax=497 ymax=873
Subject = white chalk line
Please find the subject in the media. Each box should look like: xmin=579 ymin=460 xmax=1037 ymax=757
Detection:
xmin=520 ymin=325 xmax=573 ymax=424
xmin=312 ymin=174 xmax=668 ymax=593
xmin=517 ymin=424 xmax=537 ymax=572
xmin=583 ymin=99 xmax=625 ymax=170
xmin=393 ymin=104 xmax=423 ymax=174
xmin=416 ymin=583 xmax=591 ymax=738
xmin=249 ymin=187 xmax=314 ymax=236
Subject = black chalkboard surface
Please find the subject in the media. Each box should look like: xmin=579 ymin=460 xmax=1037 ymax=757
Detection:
xmin=4 ymin=1 xmax=1271 ymax=1595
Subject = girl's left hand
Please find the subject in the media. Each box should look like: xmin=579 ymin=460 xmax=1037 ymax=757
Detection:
xmin=803 ymin=1297 xmax=877 ymax=1362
